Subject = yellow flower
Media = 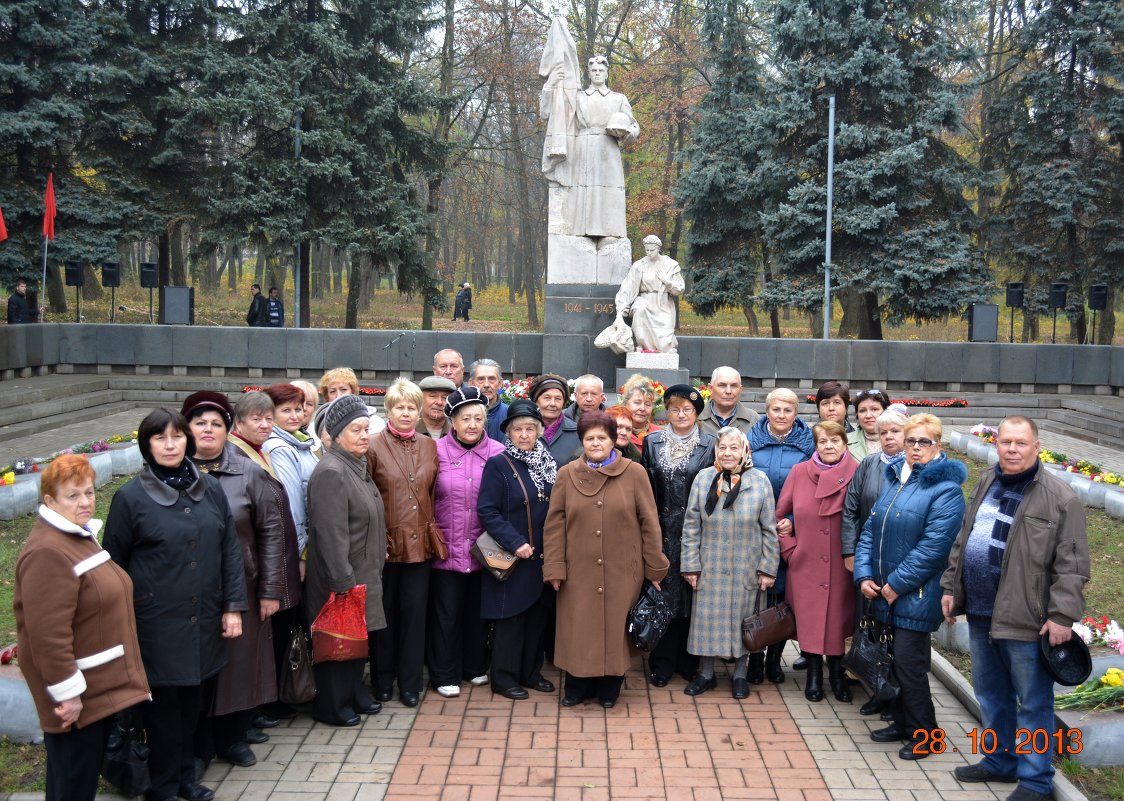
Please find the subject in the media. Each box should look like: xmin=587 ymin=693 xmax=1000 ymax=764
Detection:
xmin=1102 ymin=669 xmax=1124 ymax=687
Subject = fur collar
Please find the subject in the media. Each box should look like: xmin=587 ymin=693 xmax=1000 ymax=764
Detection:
xmin=884 ymin=454 xmax=968 ymax=487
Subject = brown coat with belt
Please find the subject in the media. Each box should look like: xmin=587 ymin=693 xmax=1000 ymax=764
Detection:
xmin=543 ymin=456 xmax=669 ymax=677
xmin=366 ymin=431 xmax=446 ymax=563
xmin=15 ymin=510 xmax=151 ymax=733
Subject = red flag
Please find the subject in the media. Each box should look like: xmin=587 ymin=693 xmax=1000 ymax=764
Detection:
xmin=43 ymin=173 xmax=56 ymax=241
xmin=0 ymin=207 xmax=7 ymax=242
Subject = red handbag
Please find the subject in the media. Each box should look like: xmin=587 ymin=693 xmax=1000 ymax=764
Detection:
xmin=310 ymin=586 xmax=368 ymax=663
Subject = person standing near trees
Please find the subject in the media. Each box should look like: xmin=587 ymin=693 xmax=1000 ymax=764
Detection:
xmin=8 ymin=278 xmax=32 ymax=324
xmin=452 ymin=283 xmax=472 ymax=322
xmin=246 ymin=284 xmax=266 ymax=326
xmin=266 ymin=287 xmax=284 ymax=327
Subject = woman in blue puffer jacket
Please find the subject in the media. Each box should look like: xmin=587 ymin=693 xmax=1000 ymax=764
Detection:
xmin=853 ymin=413 xmax=966 ymax=762
xmin=746 ymin=388 xmax=815 ymax=684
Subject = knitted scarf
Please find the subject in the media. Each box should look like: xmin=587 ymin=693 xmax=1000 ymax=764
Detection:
xmin=989 ymin=461 xmax=1039 ymax=567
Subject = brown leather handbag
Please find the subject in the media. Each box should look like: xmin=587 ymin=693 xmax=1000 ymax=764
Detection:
xmin=741 ymin=590 xmax=797 ymax=652
xmin=471 ymin=455 xmax=532 ymax=582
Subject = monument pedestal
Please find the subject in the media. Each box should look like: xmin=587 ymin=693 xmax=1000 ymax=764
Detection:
xmin=543 ymin=234 xmax=633 ymax=381
xmin=616 ymin=351 xmax=689 ymax=394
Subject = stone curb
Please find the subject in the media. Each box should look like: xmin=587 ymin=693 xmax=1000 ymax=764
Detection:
xmin=947 ymin=431 xmax=1124 ymax=519
xmin=0 ymin=444 xmax=139 ymax=521
xmin=930 ymin=647 xmax=1088 ymax=801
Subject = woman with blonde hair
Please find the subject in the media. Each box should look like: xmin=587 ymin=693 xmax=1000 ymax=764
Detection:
xmin=619 ymin=374 xmax=662 ymax=446
xmin=367 ymin=378 xmax=443 ymax=707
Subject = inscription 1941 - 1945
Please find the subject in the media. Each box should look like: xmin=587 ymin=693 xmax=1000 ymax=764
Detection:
xmin=563 ymin=302 xmax=615 ymax=315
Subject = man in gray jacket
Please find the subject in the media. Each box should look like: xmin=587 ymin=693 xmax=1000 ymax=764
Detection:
xmin=940 ymin=416 xmax=1089 ymax=801
xmin=697 ymin=366 xmax=758 ymax=435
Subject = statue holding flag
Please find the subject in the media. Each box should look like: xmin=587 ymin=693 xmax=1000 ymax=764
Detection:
xmin=539 ymin=19 xmax=638 ymax=239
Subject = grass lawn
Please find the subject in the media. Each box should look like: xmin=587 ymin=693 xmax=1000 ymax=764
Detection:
xmin=0 ymin=458 xmax=1120 ymax=794
xmin=43 ymin=280 xmax=1122 ymax=344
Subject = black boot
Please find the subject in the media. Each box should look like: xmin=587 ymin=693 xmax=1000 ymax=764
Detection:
xmin=764 ymin=642 xmax=786 ymax=684
xmin=803 ymin=653 xmax=824 ymax=702
xmin=827 ymin=656 xmax=852 ymax=702
xmin=747 ymin=652 xmax=765 ymax=685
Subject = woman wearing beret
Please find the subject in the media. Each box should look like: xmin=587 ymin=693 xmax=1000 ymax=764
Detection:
xmin=105 ymin=408 xmax=247 ymax=801
xmin=15 ymin=455 xmax=151 ymax=801
xmin=544 ymin=411 xmax=669 ymax=708
xmin=640 ymin=384 xmax=717 ymax=687
xmin=477 ymin=399 xmax=558 ymax=699
xmin=529 ymin=373 xmax=580 ymax=466
xmin=427 ymin=388 xmax=505 ymax=697
xmin=304 ymin=395 xmax=388 ymax=726
xmin=367 ymin=379 xmax=443 ymax=707
xmin=680 ymin=428 xmax=779 ymax=698
xmin=181 ymin=390 xmax=298 ymax=768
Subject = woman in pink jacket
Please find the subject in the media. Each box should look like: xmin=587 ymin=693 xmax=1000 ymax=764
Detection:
xmin=426 ymin=388 xmax=505 ymax=698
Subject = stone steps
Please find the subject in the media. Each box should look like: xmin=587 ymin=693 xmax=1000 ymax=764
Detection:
xmin=0 ymin=390 xmax=128 ymax=438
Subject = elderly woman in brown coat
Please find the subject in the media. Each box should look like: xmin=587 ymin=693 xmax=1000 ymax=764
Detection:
xmin=181 ymin=391 xmax=299 ymax=769
xmin=15 ymin=455 xmax=151 ymax=801
xmin=366 ymin=379 xmax=444 ymax=708
xmin=306 ymin=395 xmax=388 ymax=726
xmin=544 ymin=411 xmax=668 ymax=708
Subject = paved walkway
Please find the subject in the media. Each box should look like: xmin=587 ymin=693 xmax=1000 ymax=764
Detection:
xmin=173 ymin=645 xmax=1057 ymax=801
xmin=946 ymin=425 xmax=1124 ymax=476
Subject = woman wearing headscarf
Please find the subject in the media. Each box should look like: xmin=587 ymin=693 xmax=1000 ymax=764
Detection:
xmin=366 ymin=379 xmax=443 ymax=707
xmin=544 ymin=411 xmax=668 ymax=708
xmin=105 ymin=408 xmax=247 ymax=801
xmin=529 ymin=373 xmax=580 ymax=466
xmin=776 ymin=421 xmax=859 ymax=703
xmin=15 ymin=455 xmax=151 ymax=801
xmin=181 ymin=391 xmax=298 ymax=768
xmin=680 ymin=428 xmax=779 ymax=699
xmin=640 ymin=384 xmax=716 ymax=687
xmin=746 ymin=388 xmax=815 ymax=684
xmin=477 ymin=399 xmax=558 ymax=699
xmin=427 ymin=388 xmax=505 ymax=698
xmin=304 ymin=395 xmax=388 ymax=726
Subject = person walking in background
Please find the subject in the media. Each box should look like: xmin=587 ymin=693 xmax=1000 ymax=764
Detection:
xmin=453 ymin=282 xmax=472 ymax=321
xmin=8 ymin=278 xmax=32 ymax=324
xmin=942 ymin=416 xmax=1088 ymax=799
xmin=246 ymin=284 xmax=266 ymax=327
xmin=266 ymin=287 xmax=284 ymax=327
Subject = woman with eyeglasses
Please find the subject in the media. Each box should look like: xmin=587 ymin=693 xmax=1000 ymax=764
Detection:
xmin=848 ymin=390 xmax=892 ymax=459
xmin=853 ymin=413 xmax=967 ymax=761
xmin=640 ymin=385 xmax=717 ymax=688
xmin=775 ymin=421 xmax=858 ymax=703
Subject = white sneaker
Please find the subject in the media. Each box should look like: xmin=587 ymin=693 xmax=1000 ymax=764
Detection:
xmin=468 ymin=674 xmax=488 ymax=686
xmin=436 ymin=685 xmax=460 ymax=698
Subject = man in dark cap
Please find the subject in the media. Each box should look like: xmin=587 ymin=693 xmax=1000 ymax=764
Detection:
xmin=941 ymin=416 xmax=1088 ymax=801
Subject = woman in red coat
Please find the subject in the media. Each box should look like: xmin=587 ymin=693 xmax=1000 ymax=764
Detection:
xmin=776 ymin=420 xmax=858 ymax=703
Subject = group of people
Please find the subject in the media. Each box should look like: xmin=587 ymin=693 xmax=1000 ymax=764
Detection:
xmin=13 ymin=349 xmax=1087 ymax=801
xmin=245 ymin=284 xmax=284 ymax=327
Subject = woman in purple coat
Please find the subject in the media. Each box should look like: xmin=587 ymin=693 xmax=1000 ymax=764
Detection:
xmin=476 ymin=400 xmax=558 ymax=699
xmin=426 ymin=388 xmax=505 ymax=698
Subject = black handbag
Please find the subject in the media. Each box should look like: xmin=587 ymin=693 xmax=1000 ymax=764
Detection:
xmin=102 ymin=709 xmax=151 ymax=798
xmin=280 ymin=622 xmax=317 ymax=704
xmin=741 ymin=590 xmax=797 ymax=653
xmin=627 ymin=581 xmax=672 ymax=651
xmin=843 ymin=601 xmax=900 ymax=702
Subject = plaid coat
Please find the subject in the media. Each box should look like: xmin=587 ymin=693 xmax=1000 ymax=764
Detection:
xmin=681 ymin=467 xmax=780 ymax=658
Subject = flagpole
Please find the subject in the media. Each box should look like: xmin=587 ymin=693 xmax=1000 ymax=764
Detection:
xmin=40 ymin=236 xmax=48 ymax=319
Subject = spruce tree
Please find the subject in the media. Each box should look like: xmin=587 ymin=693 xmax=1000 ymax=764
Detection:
xmin=751 ymin=0 xmax=990 ymax=335
xmin=989 ymin=0 xmax=1123 ymax=343
xmin=675 ymin=0 xmax=777 ymax=334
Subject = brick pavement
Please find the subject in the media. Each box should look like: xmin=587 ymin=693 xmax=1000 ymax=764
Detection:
xmin=175 ymin=645 xmax=1050 ymax=801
